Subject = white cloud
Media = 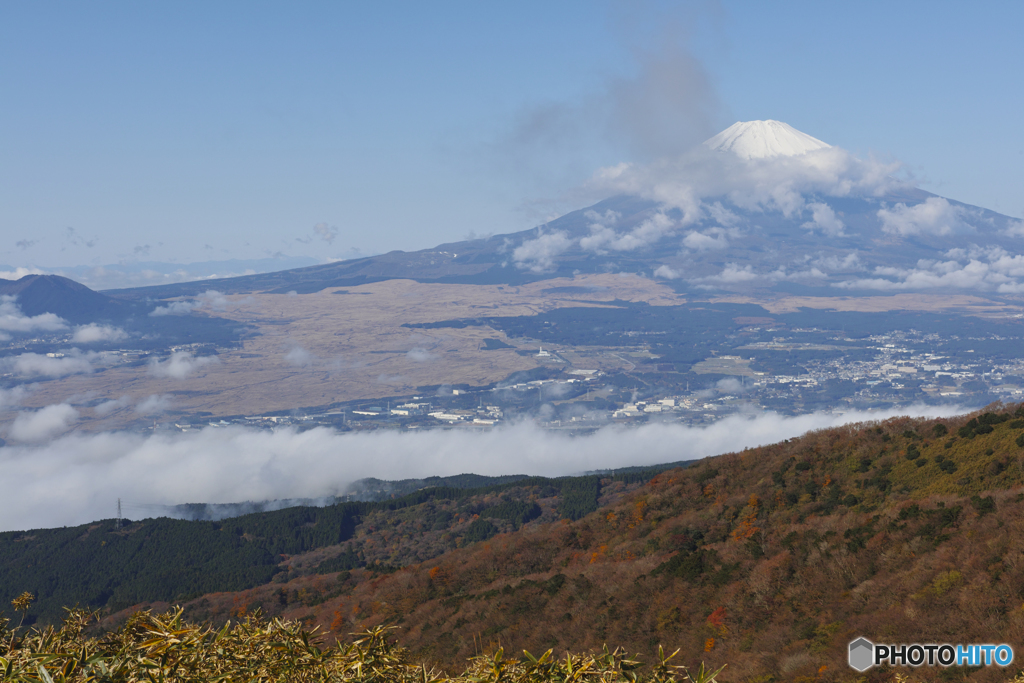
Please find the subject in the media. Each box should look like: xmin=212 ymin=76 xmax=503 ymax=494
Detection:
xmin=607 ymin=212 xmax=677 ymax=251
xmin=509 ymin=136 xmax=913 ymax=273
xmin=705 ymin=201 xmax=741 ymax=227
xmin=149 ymin=300 xmax=200 ymax=316
xmin=8 ymin=404 xmax=78 ymax=443
xmin=836 ymin=245 xmax=1024 ymax=292
xmin=653 ymin=265 xmax=682 ymax=279
xmin=148 ymin=351 xmax=219 ymax=379
xmin=682 ymin=227 xmax=730 ymax=251
xmin=0 ymin=351 xmax=96 ymax=378
xmin=811 ymin=252 xmax=863 ymax=272
xmin=196 ymin=290 xmax=232 ymax=311
xmin=1004 ymin=220 xmax=1024 ymax=238
xmin=72 ymin=324 xmax=127 ymax=344
xmin=579 ymin=224 xmax=617 ymax=253
xmin=0 ymin=295 xmax=68 ymax=335
xmin=508 ymin=141 xmax=903 ymax=273
xmin=583 ymin=209 xmax=620 ymax=224
xmin=704 ymin=263 xmax=759 ymax=284
xmin=512 ymin=231 xmax=573 ymax=272
xmin=533 ymin=211 xmax=682 ymax=264
xmin=0 ymin=386 xmax=29 ymax=410
xmin=579 ymin=210 xmax=620 ymax=253
xmin=136 ymin=394 xmax=173 ymax=414
xmin=767 ymin=266 xmax=828 ymax=283
xmin=695 ymin=254 xmax=861 ymax=288
xmin=95 ymin=396 xmax=132 ymax=416
xmin=285 ymin=347 xmax=315 ymax=367
xmin=801 ymin=202 xmax=846 ymax=236
xmin=406 ymin=348 xmax=436 ymax=362
xmin=313 ymin=222 xmax=339 ymax=244
xmin=149 ymin=290 xmax=248 ymax=316
xmin=0 ymin=403 xmax=967 ymax=531
xmin=591 ymin=145 xmax=902 ymax=222
xmin=877 ymin=197 xmax=970 ymax=237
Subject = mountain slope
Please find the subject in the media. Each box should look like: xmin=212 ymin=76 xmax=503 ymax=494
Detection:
xmin=0 ymin=463 xmax=689 ymax=627
xmin=102 ymin=121 xmax=1024 ymax=302
xmin=1 ymin=405 xmax=1014 ymax=678
xmin=124 ymin=405 xmax=1024 ymax=681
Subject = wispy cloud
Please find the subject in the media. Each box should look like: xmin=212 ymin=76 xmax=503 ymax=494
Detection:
xmin=877 ymin=197 xmax=971 ymax=237
xmin=313 ymin=223 xmax=339 ymax=244
xmin=511 ymin=231 xmax=573 ymax=273
xmin=801 ymin=202 xmax=847 ymax=237
xmin=406 ymin=348 xmax=436 ymax=362
xmin=0 ymin=386 xmax=29 ymax=410
xmin=682 ymin=227 xmax=732 ymax=251
xmin=0 ymin=295 xmax=68 ymax=339
xmin=72 ymin=324 xmax=127 ymax=344
xmin=836 ymin=245 xmax=1024 ymax=292
xmin=149 ymin=290 xmax=254 ymax=316
xmin=135 ymin=394 xmax=173 ymax=414
xmin=8 ymin=404 xmax=79 ymax=443
xmin=0 ymin=351 xmax=97 ymax=378
xmin=149 ymin=300 xmax=201 ymax=317
xmin=510 ymin=137 xmax=906 ymax=273
xmin=148 ymin=351 xmax=218 ymax=379
xmin=590 ymin=144 xmax=902 ymax=221
xmin=284 ymin=346 xmax=316 ymax=367
xmin=94 ymin=395 xmax=132 ymax=416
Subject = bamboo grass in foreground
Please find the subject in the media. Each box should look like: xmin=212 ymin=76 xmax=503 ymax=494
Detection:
xmin=0 ymin=600 xmax=724 ymax=683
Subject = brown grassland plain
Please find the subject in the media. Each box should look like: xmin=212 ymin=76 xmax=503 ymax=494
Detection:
xmin=0 ymin=274 xmax=683 ymax=431
xmin=6 ymin=275 xmax=1022 ymax=436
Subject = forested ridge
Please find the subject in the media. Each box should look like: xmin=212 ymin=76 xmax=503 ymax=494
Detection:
xmin=0 ymin=463 xmax=686 ymax=626
xmin=75 ymin=403 xmax=1024 ymax=683
xmin=9 ymin=407 xmax=1024 ymax=681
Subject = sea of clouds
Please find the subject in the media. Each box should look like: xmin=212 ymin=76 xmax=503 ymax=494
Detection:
xmin=0 ymin=403 xmax=968 ymax=533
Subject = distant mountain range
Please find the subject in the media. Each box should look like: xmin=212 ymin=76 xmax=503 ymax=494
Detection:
xmin=0 ymin=257 xmax=323 ymax=292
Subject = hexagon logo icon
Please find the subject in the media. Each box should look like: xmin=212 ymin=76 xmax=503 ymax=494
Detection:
xmin=849 ymin=637 xmax=874 ymax=672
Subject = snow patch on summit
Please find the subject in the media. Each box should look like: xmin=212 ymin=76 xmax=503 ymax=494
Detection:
xmin=704 ymin=120 xmax=831 ymax=160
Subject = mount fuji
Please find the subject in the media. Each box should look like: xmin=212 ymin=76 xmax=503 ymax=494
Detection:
xmin=108 ymin=121 xmax=1024 ymax=300
xmin=703 ymin=119 xmax=831 ymax=159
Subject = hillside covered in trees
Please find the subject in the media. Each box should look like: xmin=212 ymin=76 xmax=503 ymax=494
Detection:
xmin=0 ymin=464 xmax=682 ymax=627
xmin=130 ymin=408 xmax=1024 ymax=681
xmin=7 ymin=406 xmax=1024 ymax=681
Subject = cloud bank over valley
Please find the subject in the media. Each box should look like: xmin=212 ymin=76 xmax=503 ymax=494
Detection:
xmin=0 ymin=404 xmax=966 ymax=532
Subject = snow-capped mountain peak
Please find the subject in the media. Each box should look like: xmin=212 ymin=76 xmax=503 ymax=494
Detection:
xmin=704 ymin=120 xmax=831 ymax=160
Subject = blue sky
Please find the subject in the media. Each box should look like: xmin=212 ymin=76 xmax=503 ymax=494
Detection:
xmin=2 ymin=1 xmax=1021 ymax=269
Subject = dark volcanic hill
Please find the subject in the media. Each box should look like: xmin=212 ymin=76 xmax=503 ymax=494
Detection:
xmin=0 ymin=274 xmax=252 ymax=348
xmin=0 ymin=274 xmax=136 ymax=324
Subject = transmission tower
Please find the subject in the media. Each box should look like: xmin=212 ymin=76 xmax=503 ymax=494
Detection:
xmin=116 ymin=498 xmax=122 ymax=530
